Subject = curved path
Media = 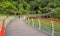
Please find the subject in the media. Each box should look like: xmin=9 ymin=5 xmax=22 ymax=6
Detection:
xmin=5 ymin=17 xmax=51 ymax=36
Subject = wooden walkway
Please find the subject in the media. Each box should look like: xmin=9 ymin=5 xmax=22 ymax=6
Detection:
xmin=5 ymin=17 xmax=51 ymax=36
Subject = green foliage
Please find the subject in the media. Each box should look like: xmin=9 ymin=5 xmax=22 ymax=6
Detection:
xmin=0 ymin=1 xmax=17 ymax=15
xmin=0 ymin=0 xmax=60 ymax=19
xmin=48 ymin=2 xmax=60 ymax=8
xmin=52 ymin=7 xmax=60 ymax=19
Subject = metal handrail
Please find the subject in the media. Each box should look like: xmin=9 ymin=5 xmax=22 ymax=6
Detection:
xmin=26 ymin=17 xmax=55 ymax=36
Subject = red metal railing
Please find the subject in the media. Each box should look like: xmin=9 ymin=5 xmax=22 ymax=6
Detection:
xmin=0 ymin=16 xmax=8 ymax=36
xmin=26 ymin=16 xmax=60 ymax=22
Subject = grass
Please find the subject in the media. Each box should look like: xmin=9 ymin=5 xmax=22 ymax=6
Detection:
xmin=40 ymin=19 xmax=52 ymax=33
xmin=53 ymin=21 xmax=60 ymax=36
xmin=26 ymin=18 xmax=60 ymax=36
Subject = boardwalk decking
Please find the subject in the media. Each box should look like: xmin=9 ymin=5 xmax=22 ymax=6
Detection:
xmin=5 ymin=17 xmax=51 ymax=36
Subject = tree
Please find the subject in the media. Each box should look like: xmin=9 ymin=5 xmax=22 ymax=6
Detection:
xmin=0 ymin=1 xmax=17 ymax=15
xmin=48 ymin=2 xmax=60 ymax=8
xmin=51 ymin=7 xmax=60 ymax=19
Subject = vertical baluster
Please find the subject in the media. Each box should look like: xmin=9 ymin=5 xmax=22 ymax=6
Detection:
xmin=32 ymin=18 xmax=34 ymax=26
xmin=51 ymin=20 xmax=54 ymax=36
xmin=38 ymin=18 xmax=41 ymax=30
xmin=28 ymin=18 xmax=30 ymax=23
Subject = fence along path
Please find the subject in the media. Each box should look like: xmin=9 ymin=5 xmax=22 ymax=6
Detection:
xmin=5 ymin=16 xmax=51 ymax=36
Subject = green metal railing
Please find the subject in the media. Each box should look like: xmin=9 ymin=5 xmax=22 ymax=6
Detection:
xmin=4 ymin=16 xmax=19 ymax=29
xmin=25 ymin=17 xmax=60 ymax=36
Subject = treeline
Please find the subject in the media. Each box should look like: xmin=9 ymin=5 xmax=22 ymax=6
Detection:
xmin=0 ymin=0 xmax=60 ymax=19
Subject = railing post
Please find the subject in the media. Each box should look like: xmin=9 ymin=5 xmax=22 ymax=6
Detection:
xmin=38 ymin=18 xmax=41 ymax=30
xmin=32 ymin=18 xmax=34 ymax=26
xmin=23 ymin=16 xmax=26 ymax=19
xmin=51 ymin=20 xmax=54 ymax=36
xmin=28 ymin=18 xmax=30 ymax=23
